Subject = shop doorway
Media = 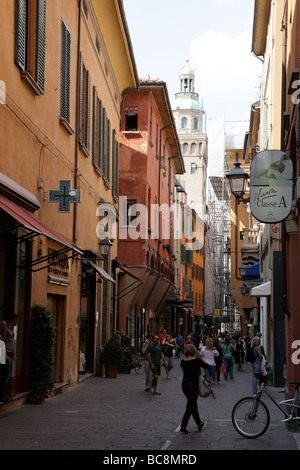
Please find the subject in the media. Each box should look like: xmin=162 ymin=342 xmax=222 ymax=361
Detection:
xmin=46 ymin=294 xmax=65 ymax=384
xmin=80 ymin=269 xmax=96 ymax=376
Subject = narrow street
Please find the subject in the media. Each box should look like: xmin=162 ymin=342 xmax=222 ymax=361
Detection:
xmin=0 ymin=357 xmax=299 ymax=455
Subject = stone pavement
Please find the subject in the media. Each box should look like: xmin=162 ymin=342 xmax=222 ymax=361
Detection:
xmin=0 ymin=356 xmax=299 ymax=453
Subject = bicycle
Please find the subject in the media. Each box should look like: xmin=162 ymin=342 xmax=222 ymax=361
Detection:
xmin=118 ymin=351 xmax=144 ymax=375
xmin=232 ymin=372 xmax=300 ymax=439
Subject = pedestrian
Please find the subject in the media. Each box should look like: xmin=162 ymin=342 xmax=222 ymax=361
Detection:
xmin=147 ymin=335 xmax=168 ymax=395
xmin=180 ymin=344 xmax=209 ymax=434
xmin=234 ymin=336 xmax=244 ymax=371
xmin=185 ymin=335 xmax=193 ymax=346
xmin=120 ymin=329 xmax=130 ymax=348
xmin=213 ymin=337 xmax=223 ymax=383
xmin=200 ymin=337 xmax=219 ymax=384
xmin=141 ymin=334 xmax=153 ymax=391
xmin=222 ymin=336 xmax=234 ymax=379
xmin=0 ymin=320 xmax=7 ymax=404
xmin=158 ymin=329 xmax=167 ymax=353
xmin=251 ymin=336 xmax=265 ymax=394
xmin=163 ymin=334 xmax=176 ymax=379
xmin=2 ymin=313 xmax=19 ymax=401
xmin=175 ymin=332 xmax=183 ymax=357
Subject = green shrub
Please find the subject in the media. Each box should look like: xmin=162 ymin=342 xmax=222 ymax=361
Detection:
xmin=27 ymin=305 xmax=56 ymax=403
xmin=101 ymin=334 xmax=124 ymax=366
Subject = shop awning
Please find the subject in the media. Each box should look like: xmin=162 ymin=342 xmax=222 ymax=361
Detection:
xmin=0 ymin=196 xmax=81 ymax=253
xmin=0 ymin=196 xmax=82 ymax=271
xmin=250 ymin=281 xmax=271 ymax=297
xmin=87 ymin=261 xmax=116 ymax=284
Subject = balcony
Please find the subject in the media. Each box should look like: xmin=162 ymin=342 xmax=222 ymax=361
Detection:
xmin=241 ymin=227 xmax=260 ymax=265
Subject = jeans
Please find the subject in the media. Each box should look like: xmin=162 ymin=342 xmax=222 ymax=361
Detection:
xmin=204 ymin=365 xmax=216 ymax=383
xmin=181 ymin=380 xmax=201 ymax=428
xmin=223 ymin=356 xmax=233 ymax=379
xmin=252 ymin=362 xmax=261 ymax=394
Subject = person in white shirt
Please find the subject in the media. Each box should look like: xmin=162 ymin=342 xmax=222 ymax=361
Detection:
xmin=200 ymin=337 xmax=219 ymax=384
xmin=0 ymin=320 xmax=7 ymax=404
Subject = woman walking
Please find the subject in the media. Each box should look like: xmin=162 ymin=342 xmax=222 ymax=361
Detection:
xmin=180 ymin=344 xmax=209 ymax=434
xmin=200 ymin=337 xmax=219 ymax=383
xmin=222 ymin=336 xmax=234 ymax=379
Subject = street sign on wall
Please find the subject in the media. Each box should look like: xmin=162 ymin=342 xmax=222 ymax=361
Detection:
xmin=250 ymin=150 xmax=293 ymax=223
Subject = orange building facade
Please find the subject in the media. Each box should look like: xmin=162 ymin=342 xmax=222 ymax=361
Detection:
xmin=0 ymin=0 xmax=138 ymax=399
xmin=117 ymin=80 xmax=184 ymax=347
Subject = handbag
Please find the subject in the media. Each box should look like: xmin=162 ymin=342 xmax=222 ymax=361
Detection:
xmin=198 ymin=374 xmax=215 ymax=399
xmin=220 ymin=363 xmax=226 ymax=374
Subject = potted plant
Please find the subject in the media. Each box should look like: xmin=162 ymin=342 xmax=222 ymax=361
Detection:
xmin=101 ymin=334 xmax=124 ymax=378
xmin=27 ymin=305 xmax=56 ymax=404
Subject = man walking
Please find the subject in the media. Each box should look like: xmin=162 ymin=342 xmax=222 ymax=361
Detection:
xmin=147 ymin=335 xmax=168 ymax=395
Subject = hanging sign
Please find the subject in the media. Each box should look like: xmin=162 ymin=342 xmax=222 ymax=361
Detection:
xmin=250 ymin=150 xmax=293 ymax=223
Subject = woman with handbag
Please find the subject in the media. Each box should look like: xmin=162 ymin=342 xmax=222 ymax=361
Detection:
xmin=180 ymin=344 xmax=209 ymax=434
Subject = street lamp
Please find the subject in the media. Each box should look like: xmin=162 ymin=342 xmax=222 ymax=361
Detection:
xmin=99 ymin=237 xmax=112 ymax=256
xmin=226 ymin=155 xmax=250 ymax=203
xmin=238 ymin=263 xmax=248 ymax=279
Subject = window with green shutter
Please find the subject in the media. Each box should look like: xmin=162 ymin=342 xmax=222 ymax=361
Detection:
xmin=14 ymin=0 xmax=46 ymax=95
xmin=60 ymin=19 xmax=71 ymax=128
xmin=78 ymin=53 xmax=91 ymax=156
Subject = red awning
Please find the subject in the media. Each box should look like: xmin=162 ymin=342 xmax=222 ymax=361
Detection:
xmin=0 ymin=196 xmax=81 ymax=254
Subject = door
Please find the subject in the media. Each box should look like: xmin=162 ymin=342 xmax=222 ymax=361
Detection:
xmin=46 ymin=294 xmax=65 ymax=383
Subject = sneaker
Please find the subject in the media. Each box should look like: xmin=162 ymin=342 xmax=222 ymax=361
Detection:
xmin=145 ymin=387 xmax=151 ymax=391
xmin=152 ymin=391 xmax=161 ymax=395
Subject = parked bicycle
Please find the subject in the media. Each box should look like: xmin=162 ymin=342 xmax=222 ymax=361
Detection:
xmin=118 ymin=350 xmax=144 ymax=375
xmin=232 ymin=372 xmax=300 ymax=438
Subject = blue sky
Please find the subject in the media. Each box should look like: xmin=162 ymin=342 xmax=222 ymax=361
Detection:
xmin=124 ymin=0 xmax=262 ymax=122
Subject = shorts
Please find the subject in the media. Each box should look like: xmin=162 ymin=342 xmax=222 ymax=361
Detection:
xmin=151 ymin=365 xmax=161 ymax=376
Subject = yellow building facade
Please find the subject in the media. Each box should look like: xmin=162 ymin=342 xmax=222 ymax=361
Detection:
xmin=0 ymin=0 xmax=137 ymax=399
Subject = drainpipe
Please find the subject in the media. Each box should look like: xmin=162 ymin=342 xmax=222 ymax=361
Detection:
xmin=73 ymin=0 xmax=82 ymax=245
xmin=281 ymin=1 xmax=291 ymax=317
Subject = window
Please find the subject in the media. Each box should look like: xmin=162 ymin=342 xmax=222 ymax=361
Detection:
xmin=111 ymin=129 xmax=119 ymax=197
xmin=181 ymin=117 xmax=187 ymax=129
xmin=14 ymin=0 xmax=46 ymax=95
xmin=60 ymin=19 xmax=71 ymax=127
xmin=193 ymin=118 xmax=198 ymax=130
xmin=125 ymin=107 xmax=138 ymax=131
xmin=191 ymin=163 xmax=196 ymax=174
xmin=78 ymin=53 xmax=91 ymax=154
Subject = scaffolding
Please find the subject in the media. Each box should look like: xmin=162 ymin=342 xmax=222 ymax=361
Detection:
xmin=204 ymin=176 xmax=240 ymax=334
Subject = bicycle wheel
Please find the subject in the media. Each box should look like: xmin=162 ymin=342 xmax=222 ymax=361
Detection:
xmin=232 ymin=397 xmax=270 ymax=438
xmin=118 ymin=356 xmax=130 ymax=374
xmin=133 ymin=357 xmax=144 ymax=374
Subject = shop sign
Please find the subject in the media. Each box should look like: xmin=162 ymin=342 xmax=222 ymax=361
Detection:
xmin=250 ymin=150 xmax=293 ymax=223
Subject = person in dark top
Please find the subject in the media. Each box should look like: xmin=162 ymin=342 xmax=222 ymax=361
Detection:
xmin=180 ymin=344 xmax=209 ymax=434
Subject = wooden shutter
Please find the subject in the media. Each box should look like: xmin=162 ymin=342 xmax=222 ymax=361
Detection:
xmin=115 ymin=140 xmax=119 ymax=197
xmin=92 ymin=86 xmax=98 ymax=165
xmin=85 ymin=70 xmax=91 ymax=152
xmin=14 ymin=0 xmax=27 ymax=70
xmin=61 ymin=19 xmax=71 ymax=122
xmin=112 ymin=129 xmax=116 ymax=195
xmin=98 ymin=100 xmax=103 ymax=168
xmin=35 ymin=0 xmax=46 ymax=93
xmin=78 ymin=53 xmax=83 ymax=144
xmin=106 ymin=119 xmax=110 ymax=182
xmin=101 ymin=107 xmax=107 ymax=175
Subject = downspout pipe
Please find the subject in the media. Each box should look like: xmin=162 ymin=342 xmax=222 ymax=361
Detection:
xmin=281 ymin=0 xmax=291 ymax=317
xmin=73 ymin=0 xmax=82 ymax=245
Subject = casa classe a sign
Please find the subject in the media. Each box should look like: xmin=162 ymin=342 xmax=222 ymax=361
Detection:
xmin=250 ymin=150 xmax=293 ymax=223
